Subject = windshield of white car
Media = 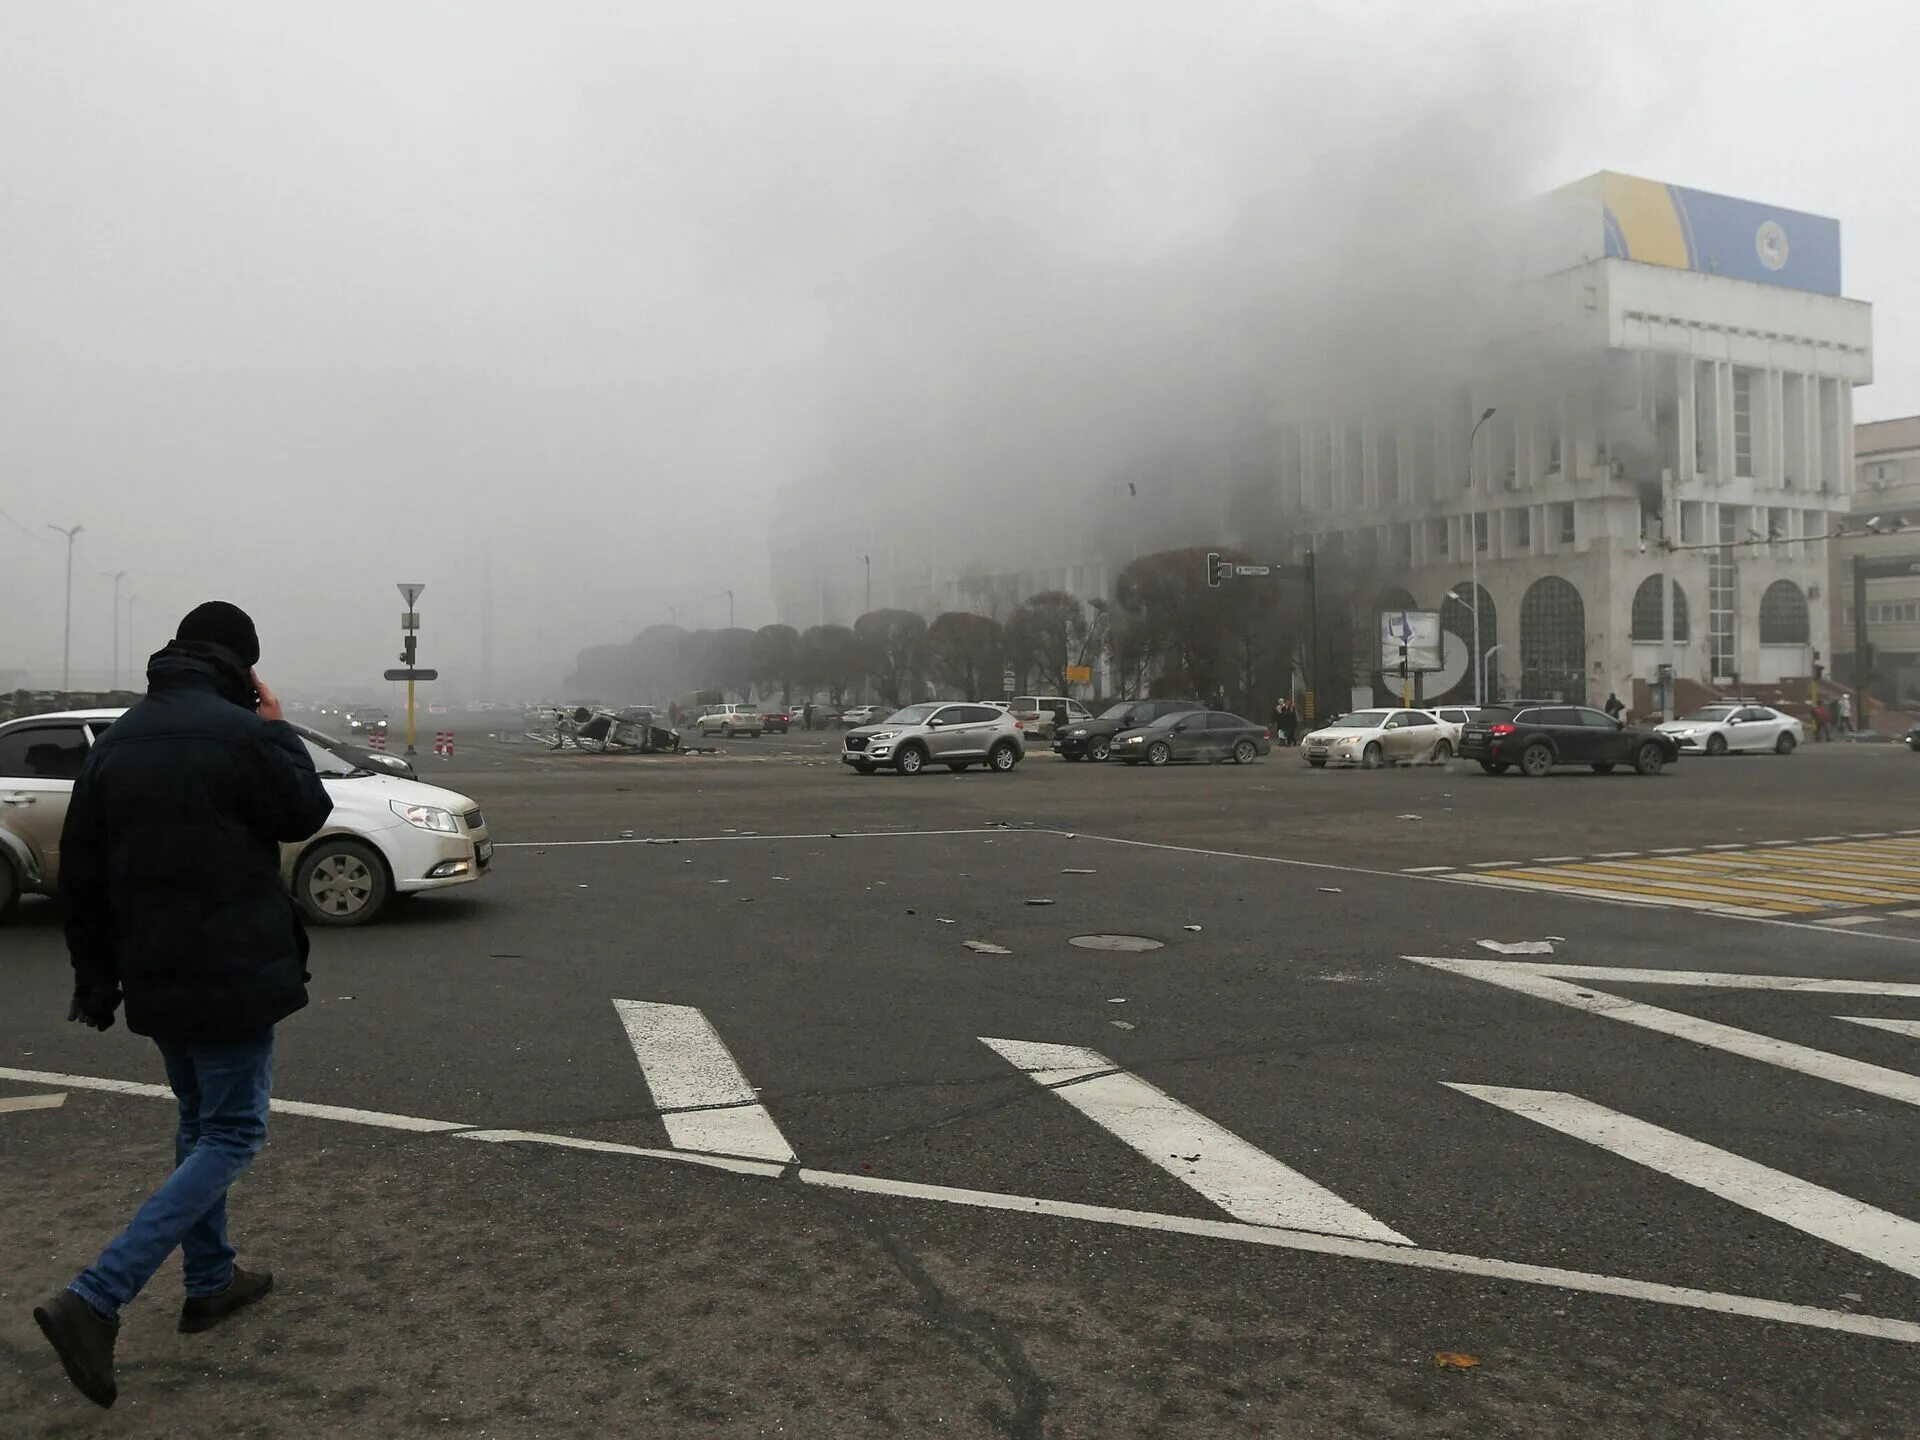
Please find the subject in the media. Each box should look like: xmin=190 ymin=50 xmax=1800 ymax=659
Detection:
xmin=884 ymin=704 xmax=942 ymax=724
xmin=1327 ymin=711 xmax=1391 ymax=728
xmin=298 ymin=735 xmax=366 ymax=778
xmin=1679 ymin=707 xmax=1736 ymax=722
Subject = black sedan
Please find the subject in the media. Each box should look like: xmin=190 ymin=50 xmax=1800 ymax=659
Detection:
xmin=1112 ymin=710 xmax=1273 ymax=767
xmin=1055 ymin=697 xmax=1203 ymax=761
xmin=1458 ymin=704 xmax=1679 ymax=777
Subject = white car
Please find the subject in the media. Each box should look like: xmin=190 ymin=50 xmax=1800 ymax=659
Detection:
xmin=694 ymin=704 xmax=764 ymax=737
xmin=0 ymin=709 xmax=491 ymax=926
xmin=1656 ymin=703 xmax=1803 ymax=756
xmin=1300 ymin=708 xmax=1456 ymax=768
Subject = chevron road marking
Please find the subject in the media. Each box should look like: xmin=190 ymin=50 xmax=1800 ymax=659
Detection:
xmin=1451 ymin=1084 xmax=1920 ymax=1280
xmin=614 ymin=999 xmax=797 ymax=1163
xmin=0 ymin=1091 xmax=65 ymax=1114
xmin=979 ymin=1036 xmax=1410 ymax=1243
xmin=1406 ymin=958 xmax=1920 ymax=1107
xmin=1839 ymin=1016 xmax=1920 ymax=1040
xmin=3 ymin=1061 xmax=1917 ymax=1345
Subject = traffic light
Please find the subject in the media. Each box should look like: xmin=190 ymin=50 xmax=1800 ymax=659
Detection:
xmin=400 ymin=634 xmax=418 ymax=666
xmin=1206 ymin=552 xmax=1226 ymax=588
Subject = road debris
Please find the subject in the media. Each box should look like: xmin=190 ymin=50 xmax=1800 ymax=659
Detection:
xmin=618 ymin=829 xmax=635 ymax=839
xmin=1025 ymin=898 xmax=1055 ymax=906
xmin=1396 ymin=813 xmax=1423 ymax=821
xmin=1477 ymin=939 xmax=1554 ymax=955
xmin=1318 ymin=886 xmax=1342 ymax=894
xmin=964 ymin=941 xmax=1013 ymax=955
xmin=1061 ymin=868 xmax=1097 ymax=875
xmin=1109 ymin=1020 xmax=1135 ymax=1031
xmin=1433 ymin=1352 xmax=1482 ymax=1371
xmin=1183 ymin=924 xmax=1202 ymax=932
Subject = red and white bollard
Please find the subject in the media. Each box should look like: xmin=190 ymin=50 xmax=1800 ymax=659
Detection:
xmin=368 ymin=730 xmax=387 ymax=751
xmin=434 ymin=729 xmax=454 ymax=758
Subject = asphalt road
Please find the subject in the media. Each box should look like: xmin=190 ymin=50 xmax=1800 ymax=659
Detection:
xmin=4 ymin=733 xmax=1918 ymax=1436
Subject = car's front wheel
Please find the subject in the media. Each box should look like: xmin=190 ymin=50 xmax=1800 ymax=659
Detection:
xmin=1633 ymin=743 xmax=1666 ymax=776
xmin=1361 ymin=742 xmax=1383 ymax=769
xmin=1146 ymin=740 xmax=1172 ymax=766
xmin=1232 ymin=739 xmax=1258 ymax=765
xmin=296 ymin=838 xmax=390 ymax=926
xmin=896 ymin=744 xmax=927 ymax=775
xmin=988 ymin=741 xmax=1019 ymax=772
xmin=1088 ymin=736 xmax=1112 ymax=762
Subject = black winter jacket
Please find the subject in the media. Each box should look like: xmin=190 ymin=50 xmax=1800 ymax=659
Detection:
xmin=61 ymin=646 xmax=335 ymax=1042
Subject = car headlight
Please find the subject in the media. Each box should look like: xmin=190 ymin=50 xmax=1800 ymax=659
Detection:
xmin=390 ymin=800 xmax=458 ymax=833
xmin=1067 ymin=728 xmax=1086 ymax=737
xmin=869 ymin=729 xmax=898 ymax=741
xmin=1121 ymin=735 xmax=1144 ymax=744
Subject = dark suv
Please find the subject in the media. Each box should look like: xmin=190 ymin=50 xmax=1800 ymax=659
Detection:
xmin=1458 ymin=704 xmax=1679 ymax=777
xmin=1055 ymin=697 xmax=1203 ymax=761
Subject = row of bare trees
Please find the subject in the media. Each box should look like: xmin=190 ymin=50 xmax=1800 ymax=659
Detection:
xmin=567 ymin=547 xmax=1364 ymax=712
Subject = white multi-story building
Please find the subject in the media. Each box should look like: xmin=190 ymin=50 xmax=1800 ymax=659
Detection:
xmin=769 ymin=172 xmax=1873 ymax=708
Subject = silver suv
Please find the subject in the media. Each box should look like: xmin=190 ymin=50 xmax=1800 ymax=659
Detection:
xmin=841 ymin=702 xmax=1026 ymax=775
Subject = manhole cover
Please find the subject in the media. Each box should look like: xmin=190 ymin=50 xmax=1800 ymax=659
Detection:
xmin=1069 ymin=934 xmax=1165 ymax=953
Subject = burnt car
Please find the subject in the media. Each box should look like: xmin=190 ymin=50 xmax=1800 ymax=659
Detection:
xmin=291 ymin=723 xmax=417 ymax=781
xmin=1458 ymin=703 xmax=1678 ymax=777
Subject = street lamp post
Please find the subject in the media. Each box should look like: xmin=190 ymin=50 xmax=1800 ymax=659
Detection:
xmin=726 ymin=589 xmax=735 ymax=629
xmin=102 ymin=570 xmax=127 ymax=690
xmin=1467 ymin=408 xmax=1496 ymax=705
xmin=48 ymin=524 xmax=84 ymax=690
xmin=859 ymin=554 xmax=871 ymax=615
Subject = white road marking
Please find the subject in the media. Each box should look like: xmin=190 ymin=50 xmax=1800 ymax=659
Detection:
xmin=498 ymin=827 xmax=1013 ymax=849
xmin=1839 ymin=1017 xmax=1920 ymax=1040
xmin=1704 ymin=844 xmax=1747 ymax=851
xmin=1818 ymin=916 xmax=1887 ymax=928
xmin=979 ymin=1036 xmax=1409 ymax=1243
xmin=1401 ymin=865 xmax=1455 ymax=873
xmin=1891 ymin=909 xmax=1920 ymax=919
xmin=1592 ymin=850 xmax=1642 ymax=858
xmin=1451 ymin=1084 xmax=1920 ymax=1280
xmin=5 ymin=1065 xmax=1917 ymax=1345
xmin=1453 ymin=871 xmax=1769 ymax=917
xmin=0 ymin=1092 xmax=65 ymax=1114
xmin=614 ymin=999 xmax=796 ymax=1163
xmin=1406 ymin=958 xmax=1920 ymax=1107
xmin=0 ymin=1067 xmax=467 ymax=1130
xmin=1531 ymin=855 xmax=1582 ymax=863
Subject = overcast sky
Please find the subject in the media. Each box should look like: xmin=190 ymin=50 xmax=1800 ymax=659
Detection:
xmin=3 ymin=1 xmax=1915 ymax=696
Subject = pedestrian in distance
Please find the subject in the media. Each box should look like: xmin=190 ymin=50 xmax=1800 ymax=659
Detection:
xmin=33 ymin=602 xmax=334 ymax=1409
xmin=1836 ymin=692 xmax=1853 ymax=733
xmin=1276 ymin=697 xmax=1300 ymax=746
xmin=802 ymin=701 xmax=815 ymax=731
xmin=1812 ymin=702 xmax=1830 ymax=742
xmin=1603 ymin=691 xmax=1625 ymax=720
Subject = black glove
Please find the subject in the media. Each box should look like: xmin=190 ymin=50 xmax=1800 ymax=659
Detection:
xmin=68 ymin=983 xmax=121 ymax=1032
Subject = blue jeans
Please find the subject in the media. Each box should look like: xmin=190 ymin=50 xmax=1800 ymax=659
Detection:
xmin=70 ymin=1029 xmax=275 ymax=1320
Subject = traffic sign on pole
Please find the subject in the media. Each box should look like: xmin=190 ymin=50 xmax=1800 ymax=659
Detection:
xmin=397 ymin=583 xmax=426 ymax=608
xmin=384 ymin=668 xmax=439 ymax=682
xmin=1232 ymin=564 xmax=1272 ymax=577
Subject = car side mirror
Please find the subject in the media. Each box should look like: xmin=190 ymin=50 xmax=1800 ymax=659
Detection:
xmin=1171 ymin=722 xmax=1187 ymax=733
xmin=926 ymin=717 xmax=943 ymax=728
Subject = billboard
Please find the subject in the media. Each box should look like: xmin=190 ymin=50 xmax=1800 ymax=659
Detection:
xmin=1379 ymin=611 xmax=1442 ymax=672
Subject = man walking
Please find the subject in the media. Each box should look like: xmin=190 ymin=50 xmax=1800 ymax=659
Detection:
xmin=34 ymin=602 xmax=333 ymax=1409
xmin=1603 ymin=690 xmax=1625 ymax=721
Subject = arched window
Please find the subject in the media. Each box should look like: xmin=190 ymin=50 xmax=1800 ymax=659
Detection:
xmin=1758 ymin=580 xmax=1809 ymax=644
xmin=1520 ymin=576 xmax=1586 ymax=703
xmin=1630 ymin=575 xmax=1690 ymax=641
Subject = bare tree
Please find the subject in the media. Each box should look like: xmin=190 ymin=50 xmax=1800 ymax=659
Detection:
xmin=926 ymin=611 xmax=1003 ymax=698
xmin=799 ymin=624 xmax=868 ymax=708
xmin=751 ymin=623 xmax=800 ymax=703
xmin=853 ymin=608 xmax=928 ymax=705
xmin=1006 ymin=590 xmax=1107 ymax=694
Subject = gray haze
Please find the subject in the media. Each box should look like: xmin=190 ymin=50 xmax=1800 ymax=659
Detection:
xmin=3 ymin=1 xmax=1916 ymax=696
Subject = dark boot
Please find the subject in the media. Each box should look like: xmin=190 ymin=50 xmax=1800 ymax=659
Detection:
xmin=179 ymin=1264 xmax=274 ymax=1334
xmin=33 ymin=1290 xmax=118 ymax=1409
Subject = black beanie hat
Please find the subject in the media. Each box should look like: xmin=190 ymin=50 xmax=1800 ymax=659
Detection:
xmin=176 ymin=601 xmax=261 ymax=668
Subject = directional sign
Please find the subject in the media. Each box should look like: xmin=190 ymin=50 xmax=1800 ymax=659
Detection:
xmin=1002 ymin=669 xmax=1017 ymax=694
xmin=384 ymin=668 xmax=439 ymax=682
xmin=1065 ymin=664 xmax=1092 ymax=685
xmin=1232 ymin=565 xmax=1272 ymax=577
xmin=1378 ymin=611 xmax=1442 ymax=671
xmin=397 ymin=583 xmax=426 ymax=608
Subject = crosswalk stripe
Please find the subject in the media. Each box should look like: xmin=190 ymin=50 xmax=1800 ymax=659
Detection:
xmin=1452 ymin=871 xmax=1777 ymax=917
xmin=980 ymin=1037 xmax=1410 ymax=1244
xmin=1838 ymin=1017 xmax=1920 ymax=1039
xmin=1470 ymin=867 xmax=1822 ymax=914
xmin=1659 ymin=853 xmax=1920 ymax=892
xmin=613 ymin=1000 xmax=796 ymax=1163
xmin=1449 ymin=1085 xmax=1920 ymax=1280
xmin=0 ymin=1092 xmax=65 ymax=1114
xmin=1536 ymin=864 xmax=1881 ymax=906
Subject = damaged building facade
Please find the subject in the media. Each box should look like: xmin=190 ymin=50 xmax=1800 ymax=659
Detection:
xmin=768 ymin=173 xmax=1873 ymax=707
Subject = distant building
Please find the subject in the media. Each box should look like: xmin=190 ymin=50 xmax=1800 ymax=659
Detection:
xmin=768 ymin=172 xmax=1873 ymax=708
xmin=1835 ymin=416 xmax=1920 ymax=710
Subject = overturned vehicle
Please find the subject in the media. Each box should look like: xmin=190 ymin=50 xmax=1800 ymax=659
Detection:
xmin=528 ymin=706 xmax=681 ymax=754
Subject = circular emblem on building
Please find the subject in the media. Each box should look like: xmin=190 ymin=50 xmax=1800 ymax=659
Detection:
xmin=1755 ymin=220 xmax=1789 ymax=272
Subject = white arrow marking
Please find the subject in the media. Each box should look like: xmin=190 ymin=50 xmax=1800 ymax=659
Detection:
xmin=1838 ymin=1016 xmax=1920 ymax=1040
xmin=1451 ymin=1084 xmax=1920 ymax=1280
xmin=981 ymin=1037 xmax=1409 ymax=1244
xmin=613 ymin=1000 xmax=795 ymax=1163
xmin=0 ymin=1092 xmax=66 ymax=1114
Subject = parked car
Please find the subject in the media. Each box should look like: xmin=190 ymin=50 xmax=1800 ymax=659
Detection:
xmin=1656 ymin=703 xmax=1803 ymax=756
xmin=694 ymin=704 xmax=764 ymax=738
xmin=0 ymin=709 xmax=491 ymax=925
xmin=1300 ymin=709 xmax=1456 ymax=768
xmin=761 ymin=706 xmax=793 ymax=734
xmin=293 ymin=722 xmax=417 ymax=780
xmin=344 ymin=707 xmax=390 ymax=735
xmin=1008 ymin=695 xmax=1093 ymax=741
xmin=838 ymin=704 xmax=889 ymax=728
xmin=841 ymin=702 xmax=1025 ymax=775
xmin=1458 ymin=703 xmax=1679 ymax=777
xmin=1112 ymin=710 xmax=1272 ymax=766
xmin=1055 ymin=698 xmax=1203 ymax=761
xmin=1909 ymin=719 xmax=1920 ymax=753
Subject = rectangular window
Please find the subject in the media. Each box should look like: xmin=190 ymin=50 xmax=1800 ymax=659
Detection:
xmin=1514 ymin=507 xmax=1531 ymax=550
xmin=1345 ymin=425 xmax=1365 ymax=500
xmin=1473 ymin=512 xmax=1489 ymax=553
xmin=1435 ymin=517 xmax=1450 ymax=556
xmin=1733 ymin=369 xmax=1754 ymax=477
xmin=1709 ymin=507 xmax=1736 ymax=680
xmin=1843 ymin=605 xmax=1854 ymax=626
xmin=1547 ymin=436 xmax=1562 ymax=474
xmin=1379 ymin=428 xmax=1400 ymax=503
xmin=1557 ymin=503 xmax=1576 ymax=545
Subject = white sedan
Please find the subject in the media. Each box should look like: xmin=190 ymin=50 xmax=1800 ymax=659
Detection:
xmin=1656 ymin=704 xmax=1803 ymax=756
xmin=1300 ymin=708 xmax=1456 ymax=768
xmin=0 ymin=708 xmax=491 ymax=926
